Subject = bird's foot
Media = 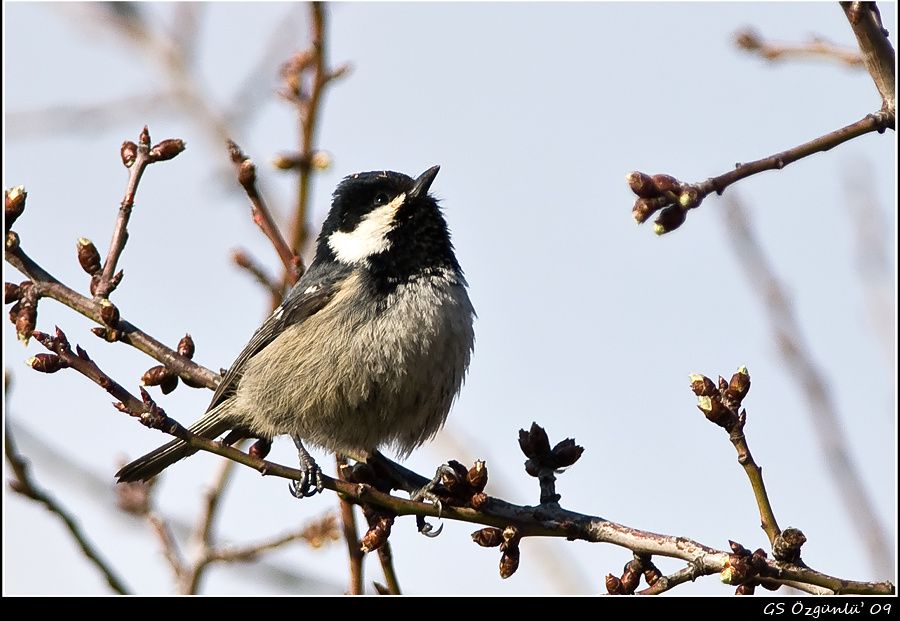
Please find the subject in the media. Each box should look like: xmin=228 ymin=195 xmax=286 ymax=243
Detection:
xmin=288 ymin=437 xmax=324 ymax=499
xmin=409 ymin=463 xmax=461 ymax=538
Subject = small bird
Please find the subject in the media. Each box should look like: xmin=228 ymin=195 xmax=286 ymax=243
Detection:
xmin=116 ymin=166 xmax=475 ymax=495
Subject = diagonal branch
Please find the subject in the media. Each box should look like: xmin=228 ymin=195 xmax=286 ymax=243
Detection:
xmin=841 ymin=1 xmax=896 ymax=118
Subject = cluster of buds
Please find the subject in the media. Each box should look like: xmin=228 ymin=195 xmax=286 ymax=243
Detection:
xmin=721 ymin=540 xmax=773 ymax=594
xmin=121 ymin=127 xmax=185 ymax=168
xmin=626 ymin=171 xmax=702 ymax=235
xmin=78 ymin=236 xmax=124 ymax=301
xmin=690 ymin=367 xmax=751 ymax=430
xmin=605 ymin=554 xmax=661 ymax=594
xmin=425 ymin=459 xmax=491 ymax=510
xmin=6 ymin=280 xmax=38 ymax=344
xmin=140 ymin=334 xmax=196 ymax=395
xmin=772 ymin=527 xmax=806 ymax=564
xmin=360 ymin=507 xmax=395 ymax=553
xmin=518 ymin=422 xmax=583 ymax=504
xmin=472 ymin=525 xmax=521 ymax=579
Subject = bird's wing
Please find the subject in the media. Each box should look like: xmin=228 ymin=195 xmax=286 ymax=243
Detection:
xmin=205 ymin=264 xmax=351 ymax=412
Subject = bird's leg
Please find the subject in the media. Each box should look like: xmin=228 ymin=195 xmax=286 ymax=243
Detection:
xmin=288 ymin=436 xmax=324 ymax=498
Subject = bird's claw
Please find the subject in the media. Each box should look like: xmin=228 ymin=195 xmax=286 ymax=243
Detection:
xmin=288 ymin=436 xmax=324 ymax=499
xmin=411 ymin=463 xmax=459 ymax=537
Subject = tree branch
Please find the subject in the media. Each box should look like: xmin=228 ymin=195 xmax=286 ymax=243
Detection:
xmin=841 ymin=1 xmax=896 ymax=118
xmin=5 ymin=426 xmax=131 ymax=594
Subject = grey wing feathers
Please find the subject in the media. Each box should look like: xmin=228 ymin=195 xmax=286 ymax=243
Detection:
xmin=205 ymin=265 xmax=348 ymax=411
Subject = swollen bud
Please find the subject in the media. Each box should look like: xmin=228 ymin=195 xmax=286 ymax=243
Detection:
xmin=177 ymin=334 xmax=195 ymax=358
xmin=632 ymin=197 xmax=667 ymax=224
xmin=5 ymin=282 xmax=21 ymax=304
xmin=77 ymin=238 xmax=102 ymax=275
xmin=99 ymin=299 xmax=120 ymax=326
xmin=466 ymin=460 xmax=488 ymax=492
xmin=27 ymin=353 xmax=66 ymax=373
xmin=651 ymin=174 xmax=681 ymax=195
xmin=149 ymin=139 xmax=186 ymax=162
xmin=238 ymin=160 xmax=257 ymax=187
xmin=725 ymin=366 xmax=751 ymax=404
xmin=121 ymin=141 xmax=138 ymax=168
xmin=499 ymin=547 xmax=520 ymax=579
xmin=653 ymin=205 xmax=687 ymax=235
xmin=5 ymin=186 xmax=27 ymax=228
xmin=471 ymin=527 xmax=503 ymax=548
xmin=626 ymin=171 xmax=659 ymax=199
xmin=689 ymin=373 xmax=718 ymax=397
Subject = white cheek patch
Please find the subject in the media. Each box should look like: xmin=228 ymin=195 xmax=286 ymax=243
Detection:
xmin=327 ymin=193 xmax=406 ymax=264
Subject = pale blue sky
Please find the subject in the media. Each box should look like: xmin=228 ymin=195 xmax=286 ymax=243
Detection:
xmin=3 ymin=2 xmax=896 ymax=595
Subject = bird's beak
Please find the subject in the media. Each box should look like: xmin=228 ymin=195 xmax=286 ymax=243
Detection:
xmin=409 ymin=165 xmax=440 ymax=200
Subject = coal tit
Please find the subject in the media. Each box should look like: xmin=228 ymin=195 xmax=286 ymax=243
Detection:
xmin=116 ymin=166 xmax=475 ymax=494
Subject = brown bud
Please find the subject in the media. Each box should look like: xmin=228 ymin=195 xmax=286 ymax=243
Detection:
xmin=551 ymin=438 xmax=584 ymax=468
xmin=99 ymin=299 xmax=120 ymax=327
xmin=678 ymin=187 xmax=701 ymax=210
xmin=651 ymin=174 xmax=681 ymax=194
xmin=139 ymin=126 xmax=151 ymax=148
xmin=605 ymin=574 xmax=625 ymax=594
xmin=735 ymin=583 xmax=756 ymax=595
xmin=625 ymin=171 xmax=659 ymax=199
xmin=5 ymin=282 xmax=21 ymax=304
xmin=141 ymin=365 xmax=172 ymax=387
xmin=91 ymin=326 xmax=122 ymax=342
xmin=689 ymin=373 xmax=718 ymax=397
xmin=180 ymin=375 xmax=206 ymax=389
xmin=632 ymin=196 xmax=667 ymax=224
xmin=773 ymin=527 xmax=806 ymax=563
xmin=272 ymin=153 xmax=300 ymax=170
xmin=518 ymin=422 xmax=551 ymax=459
xmin=470 ymin=492 xmax=489 ymax=510
xmin=110 ymin=270 xmax=124 ymax=291
xmin=653 ymin=205 xmax=687 ymax=235
xmin=471 ymin=527 xmax=503 ymax=548
xmin=311 ymin=151 xmax=332 ymax=171
xmin=466 ymin=460 xmax=488 ymax=492
xmin=734 ymin=28 xmax=762 ymax=51
xmin=729 ymin=540 xmax=750 ymax=555
xmin=121 ymin=141 xmax=138 ymax=168
xmin=499 ymin=547 xmax=520 ymax=579
xmin=621 ymin=566 xmax=641 ymax=594
xmin=149 ymin=139 xmax=186 ymax=162
xmin=238 ymin=159 xmax=256 ymax=187
xmin=697 ymin=395 xmax=733 ymax=427
xmin=15 ymin=304 xmax=36 ymax=344
xmin=643 ymin=564 xmax=662 ymax=586
xmin=360 ymin=515 xmax=394 ymax=553
xmin=8 ymin=302 xmax=20 ymax=325
xmin=725 ymin=366 xmax=751 ymax=404
xmin=5 ymin=186 xmax=27 ymax=228
xmin=177 ymin=334 xmax=195 ymax=359
xmin=27 ymin=353 xmax=66 ymax=373
xmin=501 ymin=525 xmax=520 ymax=548
xmin=7 ymin=230 xmax=20 ymax=251
xmin=76 ymin=238 xmax=102 ymax=275
xmin=159 ymin=373 xmax=178 ymax=395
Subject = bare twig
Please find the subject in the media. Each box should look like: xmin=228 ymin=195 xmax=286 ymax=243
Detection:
xmin=228 ymin=141 xmax=302 ymax=284
xmin=280 ymin=2 xmax=350 ymax=257
xmin=336 ymin=456 xmax=365 ymax=594
xmin=147 ymin=512 xmax=190 ymax=591
xmin=377 ymin=542 xmax=401 ymax=595
xmin=94 ymin=127 xmax=186 ymax=298
xmin=841 ymin=1 xmax=896 ymax=118
xmin=690 ymin=369 xmax=781 ymax=546
xmin=5 ymin=245 xmax=218 ymax=389
xmin=734 ymin=28 xmax=863 ymax=67
xmin=4 ymin=426 xmax=131 ymax=594
xmin=628 ymin=112 xmax=893 ymax=234
xmin=722 ymin=195 xmax=892 ymax=577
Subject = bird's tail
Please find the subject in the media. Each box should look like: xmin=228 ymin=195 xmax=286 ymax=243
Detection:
xmin=115 ymin=401 xmax=235 ymax=483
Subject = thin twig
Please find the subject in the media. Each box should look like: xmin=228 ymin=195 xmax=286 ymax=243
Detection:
xmin=232 ymin=249 xmax=285 ymax=308
xmin=734 ymin=28 xmax=863 ymax=67
xmin=377 ymin=542 xmax=401 ymax=595
xmin=4 ymin=426 xmax=131 ymax=594
xmin=148 ymin=512 xmax=190 ymax=592
xmin=841 ymin=1 xmax=896 ymax=118
xmin=228 ymin=141 xmax=302 ymax=284
xmin=722 ymin=195 xmax=892 ymax=577
xmin=5 ymin=245 xmax=218 ymax=389
xmin=336 ymin=455 xmax=364 ymax=595
xmin=629 ymin=112 xmax=894 ymax=234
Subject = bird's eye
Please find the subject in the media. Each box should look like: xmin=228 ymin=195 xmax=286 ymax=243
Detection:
xmin=373 ymin=193 xmax=390 ymax=206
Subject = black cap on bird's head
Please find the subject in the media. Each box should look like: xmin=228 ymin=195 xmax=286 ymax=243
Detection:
xmin=314 ymin=166 xmax=461 ymax=289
